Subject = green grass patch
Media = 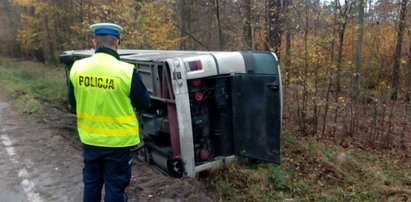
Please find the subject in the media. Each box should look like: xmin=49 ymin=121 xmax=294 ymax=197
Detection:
xmin=210 ymin=132 xmax=411 ymax=201
xmin=0 ymin=57 xmax=67 ymax=118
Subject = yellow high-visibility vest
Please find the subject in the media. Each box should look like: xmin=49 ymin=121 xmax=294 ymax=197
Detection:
xmin=70 ymin=52 xmax=140 ymax=147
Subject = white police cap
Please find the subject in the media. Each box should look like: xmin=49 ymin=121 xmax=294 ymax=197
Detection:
xmin=90 ymin=23 xmax=123 ymax=37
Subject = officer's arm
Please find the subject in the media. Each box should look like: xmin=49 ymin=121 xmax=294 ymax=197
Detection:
xmin=130 ymin=68 xmax=150 ymax=110
xmin=67 ymin=80 xmax=76 ymax=112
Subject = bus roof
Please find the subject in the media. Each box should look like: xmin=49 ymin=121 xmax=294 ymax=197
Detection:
xmin=60 ymin=49 xmax=248 ymax=61
xmin=60 ymin=49 xmax=279 ymax=76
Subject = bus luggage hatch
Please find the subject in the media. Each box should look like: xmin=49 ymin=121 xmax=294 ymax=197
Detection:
xmin=231 ymin=74 xmax=281 ymax=164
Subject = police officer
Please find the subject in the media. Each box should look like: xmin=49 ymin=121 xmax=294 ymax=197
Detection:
xmin=68 ymin=22 xmax=150 ymax=202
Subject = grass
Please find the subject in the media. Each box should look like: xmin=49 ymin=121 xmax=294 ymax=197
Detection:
xmin=210 ymin=128 xmax=411 ymax=201
xmin=0 ymin=57 xmax=67 ymax=119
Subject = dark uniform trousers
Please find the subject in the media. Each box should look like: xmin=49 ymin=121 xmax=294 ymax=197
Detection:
xmin=82 ymin=144 xmax=133 ymax=202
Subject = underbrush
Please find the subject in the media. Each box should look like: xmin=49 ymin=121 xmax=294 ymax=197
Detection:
xmin=210 ymin=130 xmax=411 ymax=201
xmin=0 ymin=57 xmax=66 ymax=119
xmin=283 ymin=86 xmax=411 ymax=153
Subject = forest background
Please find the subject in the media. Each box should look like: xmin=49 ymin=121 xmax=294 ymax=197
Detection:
xmin=0 ymin=0 xmax=410 ymax=200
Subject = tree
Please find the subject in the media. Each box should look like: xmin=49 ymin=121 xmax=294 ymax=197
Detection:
xmin=407 ymin=32 xmax=411 ymax=102
xmin=335 ymin=0 xmax=353 ymax=92
xmin=14 ymin=0 xmax=69 ymax=64
xmin=391 ymin=0 xmax=408 ymax=100
xmin=0 ymin=0 xmax=20 ymax=57
xmin=283 ymin=0 xmax=293 ymax=69
xmin=352 ymin=0 xmax=365 ymax=101
xmin=130 ymin=1 xmax=181 ymax=50
xmin=266 ymin=0 xmax=289 ymax=55
xmin=178 ymin=0 xmax=194 ymax=50
xmin=242 ymin=0 xmax=252 ymax=49
xmin=214 ymin=0 xmax=223 ymax=50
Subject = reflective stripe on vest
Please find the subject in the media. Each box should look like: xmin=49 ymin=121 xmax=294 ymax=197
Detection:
xmin=70 ymin=53 xmax=140 ymax=147
xmin=77 ymin=112 xmax=136 ymax=124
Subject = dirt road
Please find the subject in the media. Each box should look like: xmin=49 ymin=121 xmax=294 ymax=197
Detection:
xmin=0 ymin=97 xmax=83 ymax=201
xmin=0 ymin=94 xmax=216 ymax=202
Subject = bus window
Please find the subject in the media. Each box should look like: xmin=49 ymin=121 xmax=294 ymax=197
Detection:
xmin=241 ymin=52 xmax=278 ymax=75
xmin=252 ymin=52 xmax=278 ymax=75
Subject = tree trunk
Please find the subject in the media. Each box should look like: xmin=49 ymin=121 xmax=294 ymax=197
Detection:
xmin=179 ymin=0 xmax=193 ymax=50
xmin=407 ymin=35 xmax=411 ymax=102
xmin=353 ymin=0 xmax=365 ymax=101
xmin=335 ymin=0 xmax=352 ymax=92
xmin=322 ymin=6 xmax=338 ymax=137
xmin=242 ymin=0 xmax=252 ymax=49
xmin=301 ymin=0 xmax=309 ymax=135
xmin=313 ymin=0 xmax=321 ymax=136
xmin=284 ymin=25 xmax=291 ymax=68
xmin=266 ymin=0 xmax=282 ymax=55
xmin=0 ymin=0 xmax=20 ymax=57
xmin=391 ymin=0 xmax=408 ymax=100
xmin=44 ymin=15 xmax=56 ymax=65
xmin=284 ymin=0 xmax=292 ymax=68
xmin=215 ymin=0 xmax=223 ymax=50
xmin=335 ymin=22 xmax=346 ymax=92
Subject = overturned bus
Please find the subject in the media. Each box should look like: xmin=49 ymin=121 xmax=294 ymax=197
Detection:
xmin=60 ymin=49 xmax=282 ymax=178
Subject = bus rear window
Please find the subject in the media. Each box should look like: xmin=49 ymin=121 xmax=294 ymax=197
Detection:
xmin=241 ymin=52 xmax=278 ymax=75
xmin=252 ymin=52 xmax=278 ymax=74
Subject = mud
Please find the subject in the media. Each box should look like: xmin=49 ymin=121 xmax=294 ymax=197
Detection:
xmin=0 ymin=93 xmax=217 ymax=202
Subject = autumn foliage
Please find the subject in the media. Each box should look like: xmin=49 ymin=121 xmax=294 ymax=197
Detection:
xmin=4 ymin=0 xmax=180 ymax=63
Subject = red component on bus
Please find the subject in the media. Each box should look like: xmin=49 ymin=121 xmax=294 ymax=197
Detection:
xmin=188 ymin=61 xmax=202 ymax=71
xmin=200 ymin=149 xmax=209 ymax=161
xmin=195 ymin=92 xmax=203 ymax=101
xmin=191 ymin=79 xmax=202 ymax=87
